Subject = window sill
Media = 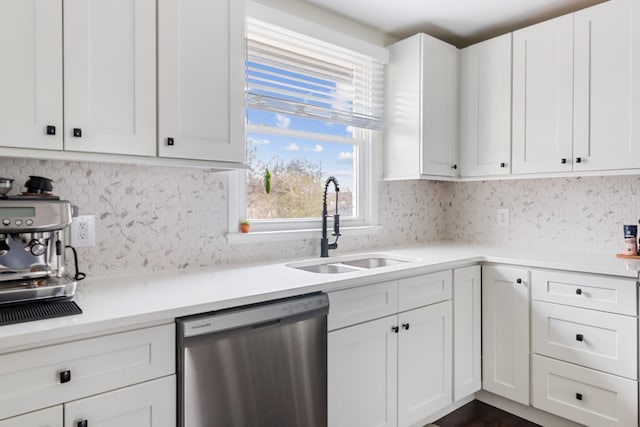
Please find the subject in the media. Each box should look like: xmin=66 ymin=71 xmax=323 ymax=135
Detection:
xmin=226 ymin=225 xmax=381 ymax=245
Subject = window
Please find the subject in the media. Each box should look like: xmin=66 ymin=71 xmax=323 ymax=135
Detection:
xmin=230 ymin=17 xmax=385 ymax=237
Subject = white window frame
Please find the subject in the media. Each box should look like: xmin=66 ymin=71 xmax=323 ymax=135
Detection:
xmin=226 ymin=2 xmax=386 ymax=243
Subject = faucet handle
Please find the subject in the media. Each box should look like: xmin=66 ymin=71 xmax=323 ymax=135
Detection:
xmin=332 ymin=214 xmax=341 ymax=237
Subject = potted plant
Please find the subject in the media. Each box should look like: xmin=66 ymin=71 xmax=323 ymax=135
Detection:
xmin=240 ymin=219 xmax=251 ymax=233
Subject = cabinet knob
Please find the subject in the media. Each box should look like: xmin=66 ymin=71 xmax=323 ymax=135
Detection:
xmin=401 ymin=323 xmax=410 ymax=330
xmin=73 ymin=128 xmax=82 ymax=138
xmin=576 ymin=393 xmax=583 ymax=401
xmin=391 ymin=326 xmax=399 ymax=333
xmin=77 ymin=420 xmax=88 ymax=427
xmin=516 ymin=278 xmax=523 ymax=284
xmin=575 ymin=157 xmax=582 ymax=163
xmin=59 ymin=370 xmax=71 ymax=384
xmin=167 ymin=137 xmax=175 ymax=146
xmin=576 ymin=288 xmax=582 ymax=295
xmin=500 ymin=162 xmax=506 ymax=168
xmin=576 ymin=334 xmax=584 ymax=342
xmin=451 ymin=164 xmax=457 ymax=170
xmin=561 ymin=158 xmax=567 ymax=164
xmin=46 ymin=125 xmax=56 ymax=136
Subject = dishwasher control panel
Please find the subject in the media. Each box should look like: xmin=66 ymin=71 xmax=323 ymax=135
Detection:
xmin=179 ymin=293 xmax=329 ymax=338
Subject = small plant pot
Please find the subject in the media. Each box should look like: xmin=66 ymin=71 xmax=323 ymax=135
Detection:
xmin=240 ymin=224 xmax=251 ymax=233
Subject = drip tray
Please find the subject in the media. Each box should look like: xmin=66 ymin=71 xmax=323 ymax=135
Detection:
xmin=0 ymin=300 xmax=82 ymax=326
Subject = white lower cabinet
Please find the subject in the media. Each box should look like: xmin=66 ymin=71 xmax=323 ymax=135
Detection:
xmin=532 ymin=300 xmax=637 ymax=379
xmin=0 ymin=406 xmax=62 ymax=427
xmin=481 ymin=265 xmax=530 ymax=405
xmin=0 ymin=324 xmax=176 ymax=426
xmin=64 ymin=375 xmax=176 ymax=427
xmin=529 ymin=268 xmax=638 ymax=427
xmin=532 ymin=355 xmax=637 ymax=427
xmin=328 ymin=315 xmax=398 ymax=427
xmin=328 ymin=268 xmax=479 ymax=427
xmin=452 ymin=266 xmax=481 ymax=400
xmin=397 ymin=301 xmax=452 ymax=427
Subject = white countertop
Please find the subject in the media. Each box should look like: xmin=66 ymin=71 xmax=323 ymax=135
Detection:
xmin=1 ymin=242 xmax=638 ymax=353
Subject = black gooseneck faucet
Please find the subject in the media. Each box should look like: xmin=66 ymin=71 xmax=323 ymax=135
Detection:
xmin=321 ymin=176 xmax=340 ymax=257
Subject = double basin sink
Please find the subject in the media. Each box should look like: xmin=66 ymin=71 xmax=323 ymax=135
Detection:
xmin=286 ymin=253 xmax=419 ymax=274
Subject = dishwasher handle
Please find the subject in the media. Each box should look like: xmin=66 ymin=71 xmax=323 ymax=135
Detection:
xmin=179 ymin=293 xmax=329 ymax=338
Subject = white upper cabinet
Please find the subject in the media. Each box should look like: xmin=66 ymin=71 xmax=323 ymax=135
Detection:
xmin=0 ymin=0 xmax=63 ymax=151
xmin=385 ymin=33 xmax=459 ymax=179
xmin=459 ymin=34 xmax=512 ymax=177
xmin=158 ymin=0 xmax=245 ymax=162
xmin=512 ymin=14 xmax=574 ymax=174
xmin=63 ymin=0 xmax=156 ymax=156
xmin=573 ymin=0 xmax=640 ymax=171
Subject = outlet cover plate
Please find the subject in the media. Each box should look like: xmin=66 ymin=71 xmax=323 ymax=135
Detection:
xmin=496 ymin=208 xmax=510 ymax=227
xmin=70 ymin=215 xmax=96 ymax=247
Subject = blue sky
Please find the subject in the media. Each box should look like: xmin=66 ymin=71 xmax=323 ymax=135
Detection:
xmin=247 ymin=109 xmax=355 ymax=190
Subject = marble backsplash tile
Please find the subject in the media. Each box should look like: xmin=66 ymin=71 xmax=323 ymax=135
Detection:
xmin=2 ymin=157 xmax=637 ymax=277
xmin=441 ymin=175 xmax=640 ymax=254
xmin=0 ymin=158 xmax=446 ymax=277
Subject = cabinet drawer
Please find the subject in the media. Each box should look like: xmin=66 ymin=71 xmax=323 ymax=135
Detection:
xmin=398 ymin=270 xmax=452 ymax=312
xmin=64 ymin=375 xmax=176 ymax=427
xmin=0 ymin=324 xmax=175 ymax=420
xmin=532 ymin=355 xmax=638 ymax=427
xmin=532 ymin=301 xmax=637 ymax=379
xmin=0 ymin=406 xmax=62 ymax=427
xmin=532 ymin=270 xmax=636 ymax=315
xmin=328 ymin=281 xmax=398 ymax=331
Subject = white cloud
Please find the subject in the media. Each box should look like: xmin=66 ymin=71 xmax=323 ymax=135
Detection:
xmin=285 ymin=143 xmax=300 ymax=151
xmin=306 ymin=144 xmax=323 ymax=153
xmin=345 ymin=126 xmax=354 ymax=135
xmin=338 ymin=151 xmax=354 ymax=162
xmin=247 ymin=137 xmax=270 ymax=145
xmin=275 ymin=114 xmax=291 ymax=129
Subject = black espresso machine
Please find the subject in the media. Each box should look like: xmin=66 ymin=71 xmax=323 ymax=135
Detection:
xmin=0 ymin=177 xmax=77 ymax=305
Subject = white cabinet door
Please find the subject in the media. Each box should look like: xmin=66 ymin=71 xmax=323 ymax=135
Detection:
xmin=64 ymin=376 xmax=176 ymax=427
xmin=158 ymin=0 xmax=245 ymax=162
xmin=384 ymin=33 xmax=459 ymax=180
xmin=0 ymin=406 xmax=62 ymax=427
xmin=574 ymin=0 xmax=640 ymax=171
xmin=0 ymin=0 xmax=62 ymax=150
xmin=397 ymin=301 xmax=452 ymax=427
xmin=328 ymin=316 xmax=398 ymax=427
xmin=512 ymin=15 xmax=574 ymax=174
xmin=453 ymin=266 xmax=481 ymax=401
xmin=459 ymin=34 xmax=512 ymax=177
xmin=63 ymin=0 xmax=156 ymax=156
xmin=482 ymin=265 xmax=530 ymax=405
xmin=421 ymin=34 xmax=459 ymax=177
xmin=384 ymin=34 xmax=423 ymax=180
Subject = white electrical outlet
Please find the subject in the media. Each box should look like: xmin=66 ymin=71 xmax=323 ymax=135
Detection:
xmin=496 ymin=208 xmax=510 ymax=227
xmin=70 ymin=215 xmax=96 ymax=247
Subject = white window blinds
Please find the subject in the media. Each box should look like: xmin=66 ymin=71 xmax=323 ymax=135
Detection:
xmin=246 ymin=18 xmax=385 ymax=130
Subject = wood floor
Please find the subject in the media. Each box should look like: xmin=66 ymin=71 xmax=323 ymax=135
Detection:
xmin=430 ymin=400 xmax=542 ymax=427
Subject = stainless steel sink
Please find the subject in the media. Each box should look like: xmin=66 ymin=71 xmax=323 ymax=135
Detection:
xmin=287 ymin=253 xmax=418 ymax=274
xmin=340 ymin=257 xmax=408 ymax=269
xmin=293 ymin=263 xmax=360 ymax=274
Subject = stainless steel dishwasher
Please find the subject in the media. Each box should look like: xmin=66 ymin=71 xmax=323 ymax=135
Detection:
xmin=177 ymin=293 xmax=329 ymax=427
